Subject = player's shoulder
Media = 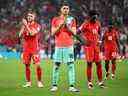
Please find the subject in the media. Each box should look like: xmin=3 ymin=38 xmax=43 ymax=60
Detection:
xmin=33 ymin=21 xmax=39 ymax=25
xmin=52 ymin=16 xmax=59 ymax=21
xmin=113 ymin=28 xmax=119 ymax=35
xmin=79 ymin=20 xmax=88 ymax=31
xmin=84 ymin=19 xmax=90 ymax=24
xmin=104 ymin=27 xmax=109 ymax=34
xmin=82 ymin=20 xmax=90 ymax=26
xmin=79 ymin=20 xmax=88 ymax=30
xmin=96 ymin=20 xmax=101 ymax=26
xmin=34 ymin=22 xmax=41 ymax=28
xmin=51 ymin=16 xmax=59 ymax=24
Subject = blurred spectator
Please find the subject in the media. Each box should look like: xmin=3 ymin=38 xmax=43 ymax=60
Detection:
xmin=0 ymin=0 xmax=128 ymax=59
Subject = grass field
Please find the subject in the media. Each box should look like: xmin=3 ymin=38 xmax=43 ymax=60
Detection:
xmin=0 ymin=58 xmax=128 ymax=96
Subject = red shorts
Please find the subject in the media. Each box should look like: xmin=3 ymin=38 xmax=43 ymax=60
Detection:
xmin=84 ymin=45 xmax=101 ymax=62
xmin=104 ymin=45 xmax=118 ymax=60
xmin=22 ymin=51 xmax=40 ymax=65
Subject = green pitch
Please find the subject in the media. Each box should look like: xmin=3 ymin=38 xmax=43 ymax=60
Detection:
xmin=0 ymin=58 xmax=128 ymax=96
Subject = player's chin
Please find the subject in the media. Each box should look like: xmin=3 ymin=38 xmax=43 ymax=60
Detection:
xmin=64 ymin=12 xmax=68 ymax=15
xmin=27 ymin=20 xmax=30 ymax=22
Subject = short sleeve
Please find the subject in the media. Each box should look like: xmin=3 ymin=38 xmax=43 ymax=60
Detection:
xmin=79 ymin=22 xmax=85 ymax=32
xmin=51 ymin=17 xmax=57 ymax=27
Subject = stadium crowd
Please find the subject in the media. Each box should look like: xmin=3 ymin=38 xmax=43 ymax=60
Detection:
xmin=0 ymin=0 xmax=128 ymax=58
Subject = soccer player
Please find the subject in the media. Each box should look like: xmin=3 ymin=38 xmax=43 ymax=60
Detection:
xmin=19 ymin=10 xmax=43 ymax=88
xmin=102 ymin=23 xmax=120 ymax=80
xmin=79 ymin=10 xmax=105 ymax=89
xmin=50 ymin=2 xmax=79 ymax=92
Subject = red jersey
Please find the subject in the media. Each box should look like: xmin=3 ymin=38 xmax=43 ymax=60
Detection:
xmin=103 ymin=28 xmax=119 ymax=47
xmin=22 ymin=22 xmax=40 ymax=53
xmin=79 ymin=20 xmax=101 ymax=46
xmin=51 ymin=16 xmax=76 ymax=47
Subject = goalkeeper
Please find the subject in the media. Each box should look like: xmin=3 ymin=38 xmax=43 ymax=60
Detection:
xmin=50 ymin=1 xmax=79 ymax=92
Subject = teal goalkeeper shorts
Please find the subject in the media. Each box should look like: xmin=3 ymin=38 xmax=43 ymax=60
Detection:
xmin=53 ymin=46 xmax=74 ymax=63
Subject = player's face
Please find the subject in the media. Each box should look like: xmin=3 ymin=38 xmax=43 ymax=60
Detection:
xmin=27 ymin=13 xmax=36 ymax=22
xmin=60 ymin=6 xmax=70 ymax=15
xmin=90 ymin=15 xmax=98 ymax=22
xmin=109 ymin=25 xmax=113 ymax=31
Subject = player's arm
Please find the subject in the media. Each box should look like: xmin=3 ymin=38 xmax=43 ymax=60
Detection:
xmin=74 ymin=21 xmax=88 ymax=45
xmin=22 ymin=18 xmax=40 ymax=36
xmin=51 ymin=24 xmax=64 ymax=36
xmin=78 ymin=20 xmax=88 ymax=34
xmin=25 ymin=24 xmax=40 ymax=36
xmin=29 ymin=25 xmax=41 ymax=36
xmin=66 ymin=19 xmax=76 ymax=35
xmin=67 ymin=19 xmax=86 ymax=45
xmin=51 ymin=17 xmax=65 ymax=36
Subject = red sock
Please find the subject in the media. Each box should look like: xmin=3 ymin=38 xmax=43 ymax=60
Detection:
xmin=37 ymin=66 xmax=42 ymax=81
xmin=112 ymin=59 xmax=116 ymax=74
xmin=87 ymin=62 xmax=92 ymax=82
xmin=25 ymin=64 xmax=31 ymax=82
xmin=96 ymin=62 xmax=102 ymax=82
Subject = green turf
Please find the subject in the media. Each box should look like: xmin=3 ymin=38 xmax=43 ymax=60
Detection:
xmin=0 ymin=58 xmax=128 ymax=96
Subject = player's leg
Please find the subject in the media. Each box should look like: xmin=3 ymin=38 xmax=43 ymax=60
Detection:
xmin=67 ymin=62 xmax=75 ymax=85
xmin=104 ymin=47 xmax=111 ymax=79
xmin=84 ymin=46 xmax=94 ymax=89
xmin=51 ymin=62 xmax=60 ymax=91
xmin=111 ymin=49 xmax=118 ymax=79
xmin=95 ymin=61 xmax=102 ymax=81
xmin=95 ymin=61 xmax=106 ymax=88
xmin=51 ymin=47 xmax=62 ymax=91
xmin=22 ymin=52 xmax=32 ymax=87
xmin=23 ymin=64 xmax=31 ymax=87
xmin=105 ymin=60 xmax=110 ymax=79
xmin=65 ymin=46 xmax=79 ymax=92
xmin=111 ymin=58 xmax=116 ymax=79
xmin=95 ymin=46 xmax=106 ymax=88
xmin=67 ymin=62 xmax=79 ymax=92
xmin=33 ymin=54 xmax=43 ymax=87
xmin=87 ymin=62 xmax=93 ymax=89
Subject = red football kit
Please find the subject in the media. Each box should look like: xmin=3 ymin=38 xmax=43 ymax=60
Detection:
xmin=103 ymin=28 xmax=119 ymax=60
xmin=103 ymin=27 xmax=120 ymax=78
xmin=51 ymin=16 xmax=76 ymax=47
xmin=80 ymin=20 xmax=103 ymax=83
xmin=80 ymin=20 xmax=101 ymax=62
xmin=22 ymin=22 xmax=41 ymax=65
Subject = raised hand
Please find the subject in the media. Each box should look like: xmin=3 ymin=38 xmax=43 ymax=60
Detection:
xmin=22 ymin=18 xmax=28 ymax=26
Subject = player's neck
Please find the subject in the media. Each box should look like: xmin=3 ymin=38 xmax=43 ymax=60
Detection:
xmin=60 ymin=14 xmax=68 ymax=18
xmin=90 ymin=20 xmax=96 ymax=24
xmin=28 ymin=21 xmax=35 ymax=24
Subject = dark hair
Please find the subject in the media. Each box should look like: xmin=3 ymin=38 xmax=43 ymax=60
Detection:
xmin=56 ymin=1 xmax=70 ymax=15
xmin=59 ymin=1 xmax=70 ymax=9
xmin=22 ymin=9 xmax=37 ymax=21
xmin=88 ymin=10 xmax=99 ymax=17
xmin=23 ymin=9 xmax=36 ymax=17
xmin=27 ymin=9 xmax=36 ymax=16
